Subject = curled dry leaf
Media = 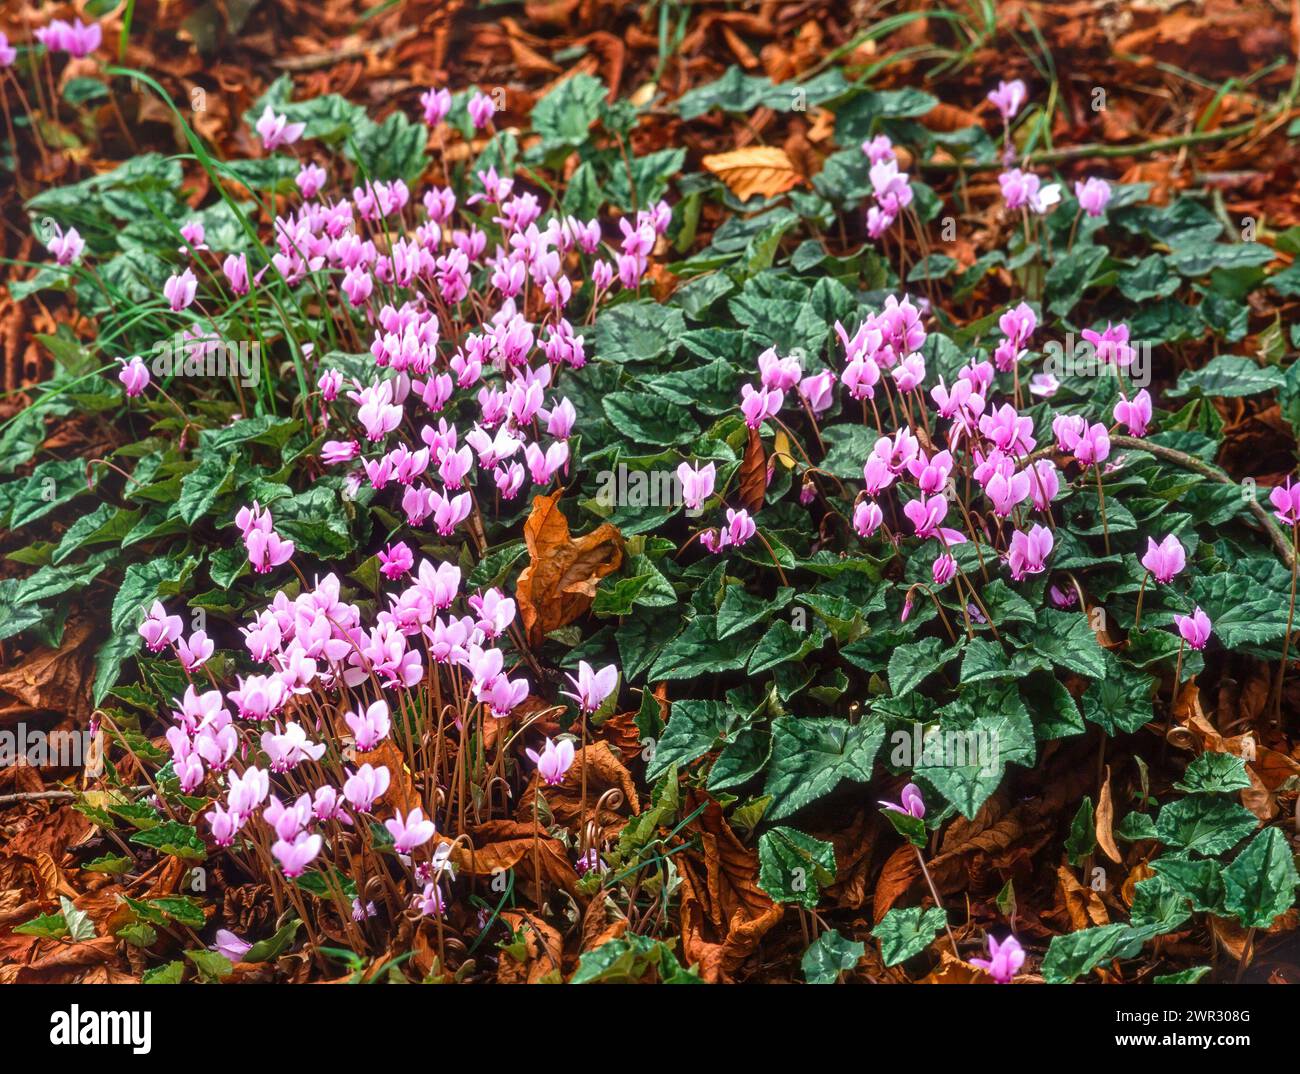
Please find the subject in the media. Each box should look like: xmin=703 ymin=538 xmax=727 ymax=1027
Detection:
xmin=738 ymin=425 xmax=767 ymax=513
xmin=1095 ymin=766 xmax=1122 ymax=864
xmin=701 ymin=146 xmax=804 ymax=202
xmin=515 ymin=492 xmax=623 ymax=646
xmin=677 ymin=795 xmax=782 ymax=982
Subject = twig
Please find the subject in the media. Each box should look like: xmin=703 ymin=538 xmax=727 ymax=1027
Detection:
xmin=0 ymin=790 xmax=76 ymax=805
xmin=1109 ymin=435 xmax=1294 ymax=568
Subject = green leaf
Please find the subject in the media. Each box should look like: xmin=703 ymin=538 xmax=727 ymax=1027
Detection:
xmin=1066 ymin=797 xmax=1096 ymax=865
xmin=645 ymin=699 xmax=729 ymax=781
xmin=148 ymin=895 xmax=207 ymax=928
xmin=1154 ymin=966 xmax=1212 ymax=984
xmin=1222 ymin=827 xmax=1299 ymax=928
xmin=532 ymin=73 xmax=605 ymax=148
xmin=244 ymin=918 xmax=303 ymax=963
xmin=1168 ymin=355 xmax=1285 ymax=399
xmin=1155 ymin=797 xmax=1257 ymax=856
xmin=1040 ymin=923 xmax=1155 ymax=983
xmin=14 ymin=910 xmax=69 ymax=938
xmin=757 ymin=826 xmax=836 ymax=909
xmin=571 ymin=933 xmax=700 ymax=984
xmin=131 ymin=821 xmax=208 ymax=861
xmin=1080 ymin=655 xmax=1155 ymax=734
xmin=1151 ymin=855 xmax=1225 ymax=914
xmin=888 ymin=636 xmax=957 ymax=698
xmin=872 ymin=906 xmax=948 ymax=967
xmin=142 ymin=960 xmax=185 ymax=984
xmin=594 ymin=301 xmax=686 ymax=365
xmin=717 ymin=584 xmax=793 ymax=640
xmin=916 ymin=685 xmax=1036 ymax=818
xmin=762 ymin=716 xmax=885 ymax=819
xmin=600 ymin=391 xmax=700 ymax=446
xmin=1174 ymin=752 xmax=1251 ymax=795
xmin=185 ymin=949 xmax=234 ymax=983
xmin=1116 ymin=812 xmax=1159 ymax=842
xmin=802 ymin=928 xmax=865 ymax=984
xmin=1029 ymin=609 xmax=1108 ymax=678
xmin=647 ymin=615 xmax=754 ymax=681
xmin=175 ymin=449 xmax=236 ymax=525
xmin=748 ymin=618 xmax=828 ymax=675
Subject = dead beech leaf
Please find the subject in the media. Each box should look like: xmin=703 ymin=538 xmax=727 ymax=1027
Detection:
xmin=677 ymin=796 xmax=782 ymax=982
xmin=515 ymin=492 xmax=623 ymax=646
xmin=701 ymin=146 xmax=803 ymax=202
xmin=498 ymin=910 xmax=564 ymax=983
xmin=1057 ymin=866 xmax=1110 ymax=929
xmin=738 ymin=425 xmax=767 ymax=513
xmin=1095 ymin=766 xmax=1122 ymax=863
xmin=458 ymin=819 xmax=583 ymax=903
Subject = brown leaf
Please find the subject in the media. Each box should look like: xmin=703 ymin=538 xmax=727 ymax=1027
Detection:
xmin=1057 ymin=866 xmax=1110 ymax=929
xmin=738 ymin=425 xmax=767 ymax=513
xmin=457 ymin=819 xmax=583 ymax=904
xmin=1095 ymin=766 xmax=1122 ymax=863
xmin=677 ymin=796 xmax=782 ymax=982
xmin=701 ymin=146 xmax=803 ymax=202
xmin=515 ymin=492 xmax=623 ymax=646
xmin=497 ymin=910 xmax=565 ymax=983
xmin=516 ymin=740 xmax=640 ymax=836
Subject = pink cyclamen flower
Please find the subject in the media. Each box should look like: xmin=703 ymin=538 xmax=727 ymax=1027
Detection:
xmin=740 ymin=383 xmax=783 ymax=428
xmin=1141 ymin=534 xmax=1185 ymax=585
xmin=272 ymin=832 xmax=322 ymax=878
xmin=255 ymin=106 xmax=305 ymax=151
xmin=987 ymin=79 xmax=1027 ymax=122
xmin=1270 ymin=479 xmax=1300 ymax=526
xmin=420 ymin=87 xmax=452 ymax=126
xmin=1074 ymin=176 xmax=1112 ymax=217
xmin=118 ymin=355 xmax=150 ymax=397
xmin=853 ymin=500 xmax=883 ymax=538
xmin=139 ymin=601 xmax=183 ymax=652
xmin=1071 ymin=422 xmax=1111 ymax=466
xmin=0 ymin=33 xmax=16 ymax=67
xmin=211 ymin=929 xmax=251 ymax=962
xmin=1174 ymin=607 xmax=1213 ymax=651
xmin=676 ymin=461 xmax=716 ymax=512
xmin=45 ymin=223 xmax=85 ymax=266
xmin=385 ymin=807 xmax=436 ymax=854
xmin=177 ymin=631 xmax=214 ymax=671
xmin=564 ymin=661 xmax=617 ymax=714
xmin=799 ymin=370 xmax=837 ymax=415
xmin=222 ymin=252 xmax=249 ymax=295
xmin=1007 ymin=524 xmax=1053 ymax=580
xmin=245 ymin=527 xmax=295 ymax=573
xmin=526 ymin=737 xmax=575 ymax=786
xmin=379 ymin=541 xmax=414 ymax=580
xmin=164 ymin=268 xmax=197 ymax=312
xmin=343 ymin=763 xmax=391 ymax=813
xmin=932 ymin=553 xmax=956 ymax=587
xmin=296 ymin=162 xmax=327 ymax=199
xmin=1113 ymin=390 xmax=1152 ymax=438
xmin=467 ymin=91 xmax=495 ymax=129
xmin=880 ymin=782 xmax=925 ymax=818
xmin=971 ymin=934 xmax=1025 ymax=984
xmin=345 ymin=700 xmax=391 ymax=751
